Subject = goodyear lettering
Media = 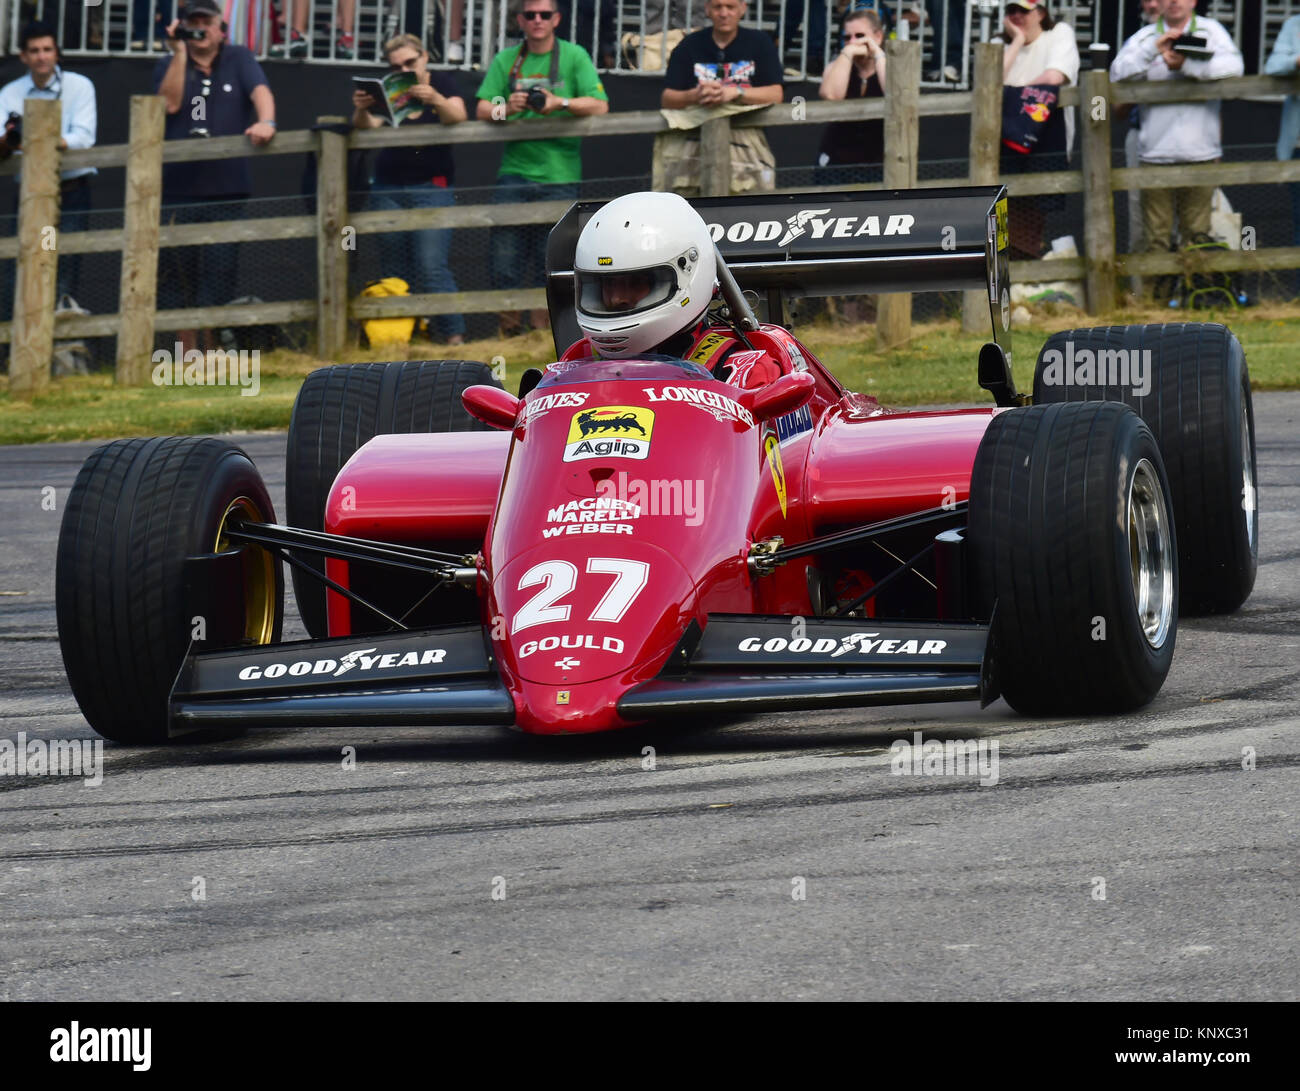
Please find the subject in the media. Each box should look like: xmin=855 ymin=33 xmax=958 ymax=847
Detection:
xmin=737 ymin=635 xmax=948 ymax=656
xmin=236 ymin=647 xmax=446 ymax=681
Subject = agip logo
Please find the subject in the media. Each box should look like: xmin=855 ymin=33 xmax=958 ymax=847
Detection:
xmin=563 ymin=405 xmax=655 ymax=462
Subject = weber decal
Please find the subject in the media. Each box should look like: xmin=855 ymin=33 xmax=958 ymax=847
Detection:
xmin=544 ymin=496 xmax=640 ymax=538
xmin=563 ymin=405 xmax=655 ymax=462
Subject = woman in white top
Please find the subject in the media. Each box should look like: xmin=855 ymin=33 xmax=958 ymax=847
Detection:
xmin=998 ymin=0 xmax=1080 ymax=258
xmin=1002 ymin=0 xmax=1080 ymax=157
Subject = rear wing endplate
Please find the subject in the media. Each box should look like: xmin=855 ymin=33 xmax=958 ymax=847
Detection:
xmin=545 ymin=186 xmax=1011 ymax=358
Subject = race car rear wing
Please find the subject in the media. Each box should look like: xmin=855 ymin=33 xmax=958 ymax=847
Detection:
xmin=544 ymin=186 xmax=1012 ymax=361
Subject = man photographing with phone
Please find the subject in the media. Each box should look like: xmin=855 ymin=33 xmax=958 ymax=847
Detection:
xmin=152 ymin=0 xmax=278 ymax=351
xmin=1110 ymin=0 xmax=1242 ymax=299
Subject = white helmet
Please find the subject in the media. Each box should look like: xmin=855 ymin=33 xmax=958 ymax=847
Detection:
xmin=573 ymin=191 xmax=717 ymax=358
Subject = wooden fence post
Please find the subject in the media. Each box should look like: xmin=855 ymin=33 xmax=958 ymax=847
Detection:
xmin=963 ymin=41 xmax=1003 ymax=333
xmin=116 ymin=95 xmax=165 ymax=386
xmin=878 ymin=40 xmax=920 ymax=347
xmin=316 ymin=117 xmax=349 ymax=359
xmin=10 ymin=99 xmax=61 ymax=399
xmin=699 ymin=115 xmax=732 ymax=197
xmin=1080 ymin=68 xmax=1117 ymax=314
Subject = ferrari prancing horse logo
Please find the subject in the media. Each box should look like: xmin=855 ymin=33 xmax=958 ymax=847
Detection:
xmin=765 ymin=433 xmax=787 ymax=518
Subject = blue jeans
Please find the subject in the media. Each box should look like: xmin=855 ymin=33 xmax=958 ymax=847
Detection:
xmin=491 ymin=174 xmax=579 ymax=293
xmin=158 ymin=197 xmax=245 ymax=312
xmin=133 ymin=1 xmax=175 ymax=43
xmin=369 ymin=183 xmax=465 ymax=339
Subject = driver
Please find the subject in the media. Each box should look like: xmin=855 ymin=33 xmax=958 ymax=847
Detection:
xmin=572 ymin=190 xmax=781 ymax=387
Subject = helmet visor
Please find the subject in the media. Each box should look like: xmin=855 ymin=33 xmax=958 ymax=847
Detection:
xmin=576 ymin=265 xmax=679 ymax=318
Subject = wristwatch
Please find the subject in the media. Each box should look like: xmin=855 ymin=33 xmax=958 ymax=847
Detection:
xmin=561 ymin=98 xmax=570 ymax=111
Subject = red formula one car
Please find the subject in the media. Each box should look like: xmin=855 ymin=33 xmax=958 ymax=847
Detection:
xmin=55 ymin=187 xmax=1258 ymax=742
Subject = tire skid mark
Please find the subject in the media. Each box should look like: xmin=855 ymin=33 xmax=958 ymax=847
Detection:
xmin=3 ymin=754 xmax=1297 ymax=863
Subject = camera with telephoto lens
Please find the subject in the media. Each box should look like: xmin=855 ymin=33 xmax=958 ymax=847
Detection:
xmin=4 ymin=112 xmax=20 ymax=148
xmin=525 ymin=85 xmax=548 ymax=112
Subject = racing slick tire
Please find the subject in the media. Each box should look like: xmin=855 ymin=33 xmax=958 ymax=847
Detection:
xmin=969 ymin=402 xmax=1178 ymax=715
xmin=56 ymin=437 xmax=283 ymax=744
xmin=1032 ymin=323 xmax=1256 ymax=614
xmin=285 ymin=359 xmax=501 ymax=637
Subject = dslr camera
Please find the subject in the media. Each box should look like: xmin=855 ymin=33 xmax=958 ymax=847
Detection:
xmin=524 ymin=85 xmax=549 ymax=112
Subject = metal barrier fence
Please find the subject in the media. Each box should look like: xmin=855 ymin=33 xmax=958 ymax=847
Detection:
xmin=6 ymin=0 xmax=1297 ymax=86
xmin=5 ymin=40 xmax=1300 ymax=399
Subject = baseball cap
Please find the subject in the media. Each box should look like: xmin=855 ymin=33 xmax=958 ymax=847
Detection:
xmin=184 ymin=0 xmax=223 ymax=16
xmin=1006 ymin=0 xmax=1044 ymax=9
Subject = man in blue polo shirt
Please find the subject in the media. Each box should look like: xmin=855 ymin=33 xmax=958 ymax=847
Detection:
xmin=152 ymin=0 xmax=277 ymax=349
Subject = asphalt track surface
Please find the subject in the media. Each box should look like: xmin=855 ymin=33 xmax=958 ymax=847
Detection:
xmin=1 ymin=396 xmax=1297 ymax=1002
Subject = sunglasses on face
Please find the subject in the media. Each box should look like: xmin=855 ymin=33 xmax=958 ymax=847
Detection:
xmin=521 ymin=10 xmax=557 ymax=20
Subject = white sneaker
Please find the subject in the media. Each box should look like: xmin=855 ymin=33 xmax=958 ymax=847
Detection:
xmin=446 ymin=40 xmax=465 ymax=63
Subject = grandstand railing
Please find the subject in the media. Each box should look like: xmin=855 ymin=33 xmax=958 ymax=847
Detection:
xmin=5 ymin=39 xmax=1300 ymax=398
xmin=6 ymin=0 xmax=1296 ymax=87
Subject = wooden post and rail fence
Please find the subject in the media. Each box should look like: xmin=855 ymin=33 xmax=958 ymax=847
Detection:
xmin=6 ymin=39 xmax=1300 ymax=400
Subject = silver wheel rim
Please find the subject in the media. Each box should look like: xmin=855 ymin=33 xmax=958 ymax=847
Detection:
xmin=1128 ymin=458 xmax=1174 ymax=649
xmin=1242 ymin=401 xmax=1257 ymax=554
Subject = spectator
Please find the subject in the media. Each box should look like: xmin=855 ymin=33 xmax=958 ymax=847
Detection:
xmin=0 ymin=20 xmax=97 ymax=309
xmin=622 ymin=0 xmax=700 ymax=71
xmin=661 ymin=0 xmax=783 ymax=194
xmin=784 ymin=0 xmax=831 ymax=76
xmin=901 ymin=1 xmax=965 ymax=83
xmin=999 ymin=0 xmax=1079 ymax=258
xmin=154 ymin=0 xmax=276 ymax=352
xmin=816 ymin=6 xmax=885 ymax=187
xmin=1264 ymin=9 xmax=1300 ymax=263
xmin=270 ymin=0 xmax=358 ymax=59
xmin=559 ymin=1 xmax=618 ymax=69
xmin=133 ymin=1 xmax=176 ymax=50
xmin=1110 ymin=0 xmax=1242 ymax=294
xmin=476 ymin=0 xmax=608 ymax=338
xmin=1124 ymin=0 xmax=1164 ymax=293
xmin=354 ymin=34 xmax=467 ymax=346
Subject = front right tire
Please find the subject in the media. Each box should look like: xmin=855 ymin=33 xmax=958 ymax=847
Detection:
xmin=969 ymin=402 xmax=1178 ymax=715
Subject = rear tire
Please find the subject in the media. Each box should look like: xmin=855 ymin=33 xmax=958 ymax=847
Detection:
xmin=285 ymin=360 xmax=501 ymax=637
xmin=56 ymin=438 xmax=283 ymax=743
xmin=1033 ymin=322 xmax=1256 ymax=613
xmin=969 ymin=402 xmax=1178 ymax=715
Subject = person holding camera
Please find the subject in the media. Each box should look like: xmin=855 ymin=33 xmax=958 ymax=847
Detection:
xmin=152 ymin=0 xmax=277 ymax=348
xmin=0 ymin=21 xmax=97 ymax=311
xmin=476 ymin=0 xmax=608 ymax=337
xmin=1111 ymin=0 xmax=1242 ymax=287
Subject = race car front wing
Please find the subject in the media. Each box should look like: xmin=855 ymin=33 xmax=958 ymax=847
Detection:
xmin=167 ymin=615 xmax=992 ymax=735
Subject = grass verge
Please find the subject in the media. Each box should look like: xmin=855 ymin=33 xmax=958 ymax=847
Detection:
xmin=3 ymin=303 xmax=1298 ymax=444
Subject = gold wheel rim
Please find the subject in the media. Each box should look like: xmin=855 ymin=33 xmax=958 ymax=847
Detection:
xmin=214 ymin=497 xmax=277 ymax=645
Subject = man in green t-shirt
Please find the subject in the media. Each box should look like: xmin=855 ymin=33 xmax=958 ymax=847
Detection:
xmin=476 ymin=0 xmax=609 ymax=336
